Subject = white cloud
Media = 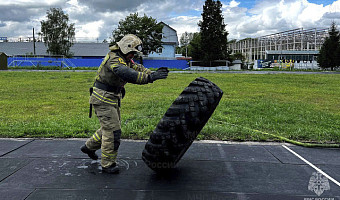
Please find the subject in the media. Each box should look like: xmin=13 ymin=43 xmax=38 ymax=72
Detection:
xmin=167 ymin=16 xmax=201 ymax=38
xmin=328 ymin=0 xmax=340 ymax=12
xmin=229 ymin=0 xmax=240 ymax=7
xmin=75 ymin=21 xmax=104 ymax=41
xmin=1 ymin=0 xmax=340 ymax=42
xmin=65 ymin=0 xmax=88 ymax=15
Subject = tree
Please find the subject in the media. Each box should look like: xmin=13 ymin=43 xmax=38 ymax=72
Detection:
xmin=187 ymin=32 xmax=202 ymax=60
xmin=180 ymin=32 xmax=194 ymax=47
xmin=179 ymin=32 xmax=194 ymax=57
xmin=318 ymin=22 xmax=340 ymax=71
xmin=111 ymin=13 xmax=163 ymax=55
xmin=198 ymin=0 xmax=229 ymax=65
xmin=40 ymin=8 xmax=75 ymax=57
xmin=230 ymin=52 xmax=244 ymax=62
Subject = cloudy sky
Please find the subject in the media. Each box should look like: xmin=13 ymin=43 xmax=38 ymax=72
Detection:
xmin=1 ymin=0 xmax=340 ymax=42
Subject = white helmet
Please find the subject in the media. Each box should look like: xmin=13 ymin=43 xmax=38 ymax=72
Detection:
xmin=117 ymin=34 xmax=143 ymax=54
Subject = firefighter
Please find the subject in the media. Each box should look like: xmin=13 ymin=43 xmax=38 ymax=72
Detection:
xmin=81 ymin=34 xmax=169 ymax=174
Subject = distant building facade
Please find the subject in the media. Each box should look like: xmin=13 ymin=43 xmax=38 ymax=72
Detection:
xmin=148 ymin=22 xmax=179 ymax=60
xmin=228 ymin=28 xmax=329 ymax=63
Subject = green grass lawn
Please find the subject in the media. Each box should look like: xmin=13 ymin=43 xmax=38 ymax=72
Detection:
xmin=0 ymin=71 xmax=339 ymax=144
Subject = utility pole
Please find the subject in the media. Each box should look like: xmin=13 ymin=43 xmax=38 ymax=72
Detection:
xmin=33 ymin=27 xmax=36 ymax=56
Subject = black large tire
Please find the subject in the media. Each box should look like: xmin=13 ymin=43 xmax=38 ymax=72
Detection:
xmin=142 ymin=77 xmax=223 ymax=172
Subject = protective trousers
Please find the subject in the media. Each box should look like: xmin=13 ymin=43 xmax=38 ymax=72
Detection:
xmin=85 ymin=104 xmax=121 ymax=168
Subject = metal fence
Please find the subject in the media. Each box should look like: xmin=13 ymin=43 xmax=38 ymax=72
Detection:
xmin=8 ymin=56 xmax=77 ymax=68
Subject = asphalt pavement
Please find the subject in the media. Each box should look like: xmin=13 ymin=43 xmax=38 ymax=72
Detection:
xmin=0 ymin=138 xmax=339 ymax=200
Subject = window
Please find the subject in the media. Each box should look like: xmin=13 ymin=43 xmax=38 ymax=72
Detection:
xmin=156 ymin=47 xmax=163 ymax=53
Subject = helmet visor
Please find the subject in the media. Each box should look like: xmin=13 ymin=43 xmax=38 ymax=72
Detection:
xmin=136 ymin=44 xmax=143 ymax=52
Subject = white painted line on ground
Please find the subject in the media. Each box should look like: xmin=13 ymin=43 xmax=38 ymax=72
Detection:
xmin=282 ymin=145 xmax=340 ymax=188
xmin=217 ymin=143 xmax=227 ymax=158
xmin=217 ymin=144 xmax=236 ymax=179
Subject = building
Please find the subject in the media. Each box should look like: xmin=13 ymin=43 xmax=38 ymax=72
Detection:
xmin=148 ymin=22 xmax=179 ymax=59
xmin=228 ymin=28 xmax=329 ymax=64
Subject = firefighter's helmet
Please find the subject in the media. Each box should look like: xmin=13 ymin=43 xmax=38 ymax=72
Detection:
xmin=117 ymin=34 xmax=143 ymax=54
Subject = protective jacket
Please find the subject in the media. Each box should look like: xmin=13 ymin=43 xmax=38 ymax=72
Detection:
xmin=90 ymin=45 xmax=152 ymax=106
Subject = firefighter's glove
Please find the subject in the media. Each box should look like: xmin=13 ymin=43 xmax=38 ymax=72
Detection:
xmin=149 ymin=67 xmax=169 ymax=82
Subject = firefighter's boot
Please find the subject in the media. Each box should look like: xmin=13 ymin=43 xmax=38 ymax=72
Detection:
xmin=81 ymin=145 xmax=98 ymax=160
xmin=102 ymin=163 xmax=120 ymax=174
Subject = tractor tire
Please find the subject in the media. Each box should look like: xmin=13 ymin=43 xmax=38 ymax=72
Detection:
xmin=142 ymin=77 xmax=223 ymax=172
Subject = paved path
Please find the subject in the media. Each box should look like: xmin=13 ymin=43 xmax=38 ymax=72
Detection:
xmin=0 ymin=139 xmax=339 ymax=200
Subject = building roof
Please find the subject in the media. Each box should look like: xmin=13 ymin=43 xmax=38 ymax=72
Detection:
xmin=160 ymin=22 xmax=179 ymax=45
xmin=160 ymin=22 xmax=177 ymax=33
xmin=0 ymin=42 xmax=110 ymax=57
